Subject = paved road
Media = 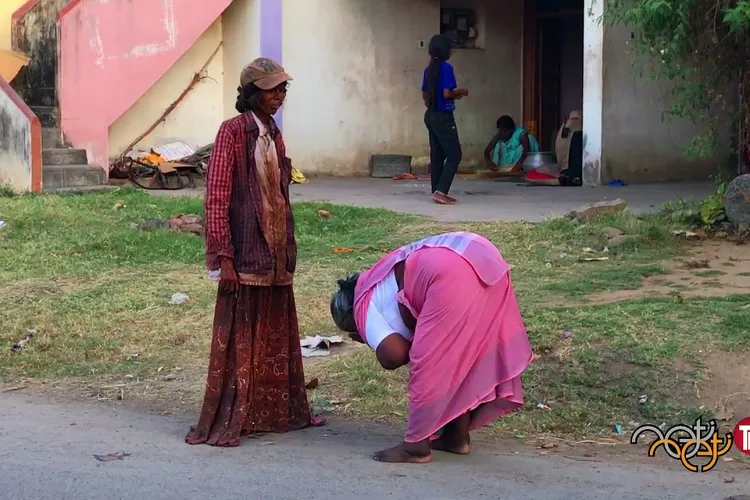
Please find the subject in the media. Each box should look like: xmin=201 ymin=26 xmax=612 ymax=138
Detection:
xmin=1 ymin=392 xmax=746 ymax=500
xmin=150 ymin=178 xmax=715 ymax=223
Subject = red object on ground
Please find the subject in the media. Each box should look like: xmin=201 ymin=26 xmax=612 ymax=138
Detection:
xmin=525 ymin=169 xmax=558 ymax=182
xmin=393 ymin=173 xmax=418 ymax=180
xmin=526 ymin=170 xmax=560 ymax=185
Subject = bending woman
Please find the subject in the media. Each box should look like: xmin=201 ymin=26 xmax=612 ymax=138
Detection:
xmin=330 ymin=232 xmax=533 ymax=463
xmin=484 ymin=115 xmax=540 ymax=174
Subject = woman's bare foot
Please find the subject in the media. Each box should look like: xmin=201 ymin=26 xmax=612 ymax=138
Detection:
xmin=431 ymin=412 xmax=471 ymax=454
xmin=430 ymin=434 xmax=471 ymax=455
xmin=432 ymin=192 xmax=455 ymax=205
xmin=373 ymin=442 xmax=432 ymax=464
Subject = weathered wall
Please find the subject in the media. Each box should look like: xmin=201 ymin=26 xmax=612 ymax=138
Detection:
xmin=11 ymin=0 xmax=71 ymax=108
xmin=0 ymin=75 xmax=41 ymax=192
xmin=282 ymin=0 xmax=523 ymax=176
xmin=58 ymin=0 xmax=232 ymax=171
xmin=108 ymin=20 xmax=224 ymax=157
xmin=600 ymin=24 xmax=724 ymax=183
xmin=0 ymin=0 xmax=27 ymax=51
xmin=221 ymin=0 xmax=261 ymax=119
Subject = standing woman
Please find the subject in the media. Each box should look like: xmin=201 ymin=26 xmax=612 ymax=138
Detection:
xmin=422 ymin=34 xmax=469 ymax=205
xmin=186 ymin=58 xmax=324 ymax=447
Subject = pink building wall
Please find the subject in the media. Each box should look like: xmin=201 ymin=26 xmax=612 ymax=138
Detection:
xmin=58 ymin=0 xmax=232 ymax=171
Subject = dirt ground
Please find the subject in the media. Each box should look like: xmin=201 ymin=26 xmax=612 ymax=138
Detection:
xmin=586 ymin=238 xmax=750 ymax=303
xmin=579 ymin=237 xmax=750 ymax=429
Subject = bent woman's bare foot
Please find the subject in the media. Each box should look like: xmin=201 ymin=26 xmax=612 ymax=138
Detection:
xmin=431 ymin=412 xmax=471 ymax=454
xmin=374 ymin=442 xmax=432 ymax=464
xmin=430 ymin=435 xmax=470 ymax=455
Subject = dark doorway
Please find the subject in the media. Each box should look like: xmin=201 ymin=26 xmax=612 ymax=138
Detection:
xmin=522 ymin=0 xmax=584 ymax=151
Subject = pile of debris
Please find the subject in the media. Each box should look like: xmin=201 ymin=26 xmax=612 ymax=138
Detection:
xmin=133 ymin=214 xmax=204 ymax=236
xmin=111 ymin=141 xmax=212 ymax=191
xmin=112 ymin=140 xmax=309 ymax=189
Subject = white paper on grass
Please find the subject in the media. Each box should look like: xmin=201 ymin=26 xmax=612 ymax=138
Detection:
xmin=300 ymin=335 xmax=344 ymax=358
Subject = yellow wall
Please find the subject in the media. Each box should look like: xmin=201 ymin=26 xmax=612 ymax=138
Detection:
xmin=0 ymin=0 xmax=27 ymax=50
xmin=222 ymin=0 xmax=260 ymax=118
xmin=108 ymin=20 xmax=225 ymax=158
xmin=282 ymin=0 xmax=524 ymax=176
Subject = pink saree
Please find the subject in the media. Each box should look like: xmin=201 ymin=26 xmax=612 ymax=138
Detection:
xmin=354 ymin=232 xmax=533 ymax=443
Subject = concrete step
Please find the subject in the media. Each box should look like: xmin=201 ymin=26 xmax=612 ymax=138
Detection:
xmin=30 ymin=106 xmax=56 ymax=128
xmin=42 ymin=127 xmax=62 ymax=149
xmin=43 ymin=148 xmax=88 ymax=166
xmin=43 ymin=165 xmax=106 ymax=192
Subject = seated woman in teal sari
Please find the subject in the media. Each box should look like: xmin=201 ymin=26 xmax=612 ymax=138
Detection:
xmin=483 ymin=116 xmax=539 ymax=174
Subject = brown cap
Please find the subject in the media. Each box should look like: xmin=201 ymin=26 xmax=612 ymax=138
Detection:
xmin=240 ymin=57 xmax=292 ymax=90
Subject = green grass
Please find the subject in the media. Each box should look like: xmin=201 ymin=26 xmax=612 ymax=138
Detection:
xmin=1 ymin=187 xmax=748 ymax=438
xmin=693 ymin=270 xmax=725 ymax=278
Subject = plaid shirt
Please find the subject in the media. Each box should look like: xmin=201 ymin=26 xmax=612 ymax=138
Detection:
xmin=204 ymin=113 xmax=296 ymax=279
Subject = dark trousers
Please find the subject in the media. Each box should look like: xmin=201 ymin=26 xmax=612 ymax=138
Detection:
xmin=424 ymin=109 xmax=462 ymax=195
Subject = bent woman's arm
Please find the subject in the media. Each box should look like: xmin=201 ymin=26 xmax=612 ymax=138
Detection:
xmin=484 ymin=133 xmax=501 ymax=170
xmin=514 ymin=133 xmax=532 ymax=172
xmin=376 ymin=334 xmax=411 ymax=371
xmin=394 ymin=262 xmax=417 ymax=330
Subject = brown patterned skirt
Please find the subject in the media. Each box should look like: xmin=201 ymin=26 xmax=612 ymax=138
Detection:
xmin=185 ymin=285 xmax=314 ymax=447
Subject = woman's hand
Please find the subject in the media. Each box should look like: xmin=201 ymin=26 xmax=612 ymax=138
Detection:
xmin=219 ymin=258 xmax=239 ymax=294
xmin=447 ymin=88 xmax=469 ymax=100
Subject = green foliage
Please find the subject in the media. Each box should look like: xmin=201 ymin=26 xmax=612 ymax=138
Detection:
xmin=603 ymin=0 xmax=750 ymax=160
xmin=699 ymin=182 xmax=727 ymax=225
xmin=662 ymin=182 xmax=727 ymax=226
xmin=0 ymin=185 xmax=16 ymax=198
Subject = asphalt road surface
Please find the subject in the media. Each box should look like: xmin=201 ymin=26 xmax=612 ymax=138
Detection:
xmin=1 ymin=392 xmax=747 ymax=500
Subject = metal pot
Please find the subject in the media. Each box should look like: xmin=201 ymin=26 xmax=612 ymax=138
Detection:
xmin=523 ymin=151 xmax=557 ymax=172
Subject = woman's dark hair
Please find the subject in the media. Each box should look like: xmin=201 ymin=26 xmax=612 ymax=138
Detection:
xmin=425 ymin=34 xmax=452 ymax=109
xmin=235 ymin=83 xmax=263 ymax=114
xmin=330 ymin=273 xmax=360 ymax=333
xmin=496 ymin=115 xmax=516 ymax=130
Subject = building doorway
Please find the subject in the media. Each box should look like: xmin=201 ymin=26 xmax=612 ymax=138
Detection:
xmin=522 ymin=0 xmax=583 ymax=151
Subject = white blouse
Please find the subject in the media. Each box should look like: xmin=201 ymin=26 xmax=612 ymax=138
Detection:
xmin=364 ymin=270 xmax=414 ymax=350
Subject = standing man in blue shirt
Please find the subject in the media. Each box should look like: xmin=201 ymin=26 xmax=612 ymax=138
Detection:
xmin=421 ymin=34 xmax=469 ymax=205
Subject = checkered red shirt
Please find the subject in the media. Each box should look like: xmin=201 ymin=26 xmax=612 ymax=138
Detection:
xmin=204 ymin=113 xmax=296 ymax=277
